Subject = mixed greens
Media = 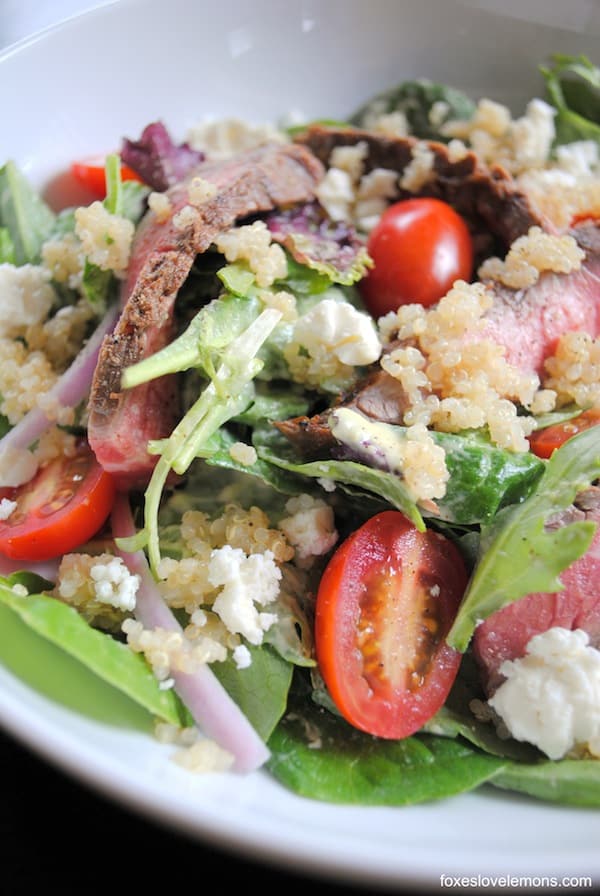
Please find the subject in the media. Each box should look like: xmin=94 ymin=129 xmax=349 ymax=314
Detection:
xmin=0 ymin=55 xmax=600 ymax=808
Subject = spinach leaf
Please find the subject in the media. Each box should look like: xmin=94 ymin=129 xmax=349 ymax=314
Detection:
xmin=0 ymin=161 xmax=56 ymax=265
xmin=492 ymin=758 xmax=600 ymax=808
xmin=433 ymin=429 xmax=544 ymax=524
xmin=447 ymin=425 xmax=600 ymax=652
xmin=258 ymin=444 xmax=425 ymax=531
xmin=351 ymin=79 xmax=475 ymax=141
xmin=267 ymin=694 xmax=505 ymax=805
xmin=0 ymin=576 xmax=185 ymax=726
xmin=0 ymin=226 xmax=16 ymax=263
xmin=424 ymin=655 xmax=540 ymax=762
xmin=212 ymin=645 xmax=293 ymax=741
xmin=541 ymin=54 xmax=600 ymax=146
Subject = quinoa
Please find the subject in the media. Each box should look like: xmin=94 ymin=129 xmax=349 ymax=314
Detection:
xmin=74 ymin=202 xmax=134 ymax=274
xmin=442 ymin=97 xmax=556 ymax=175
xmin=53 ymin=553 xmax=133 ymax=633
xmin=478 ymin=227 xmax=585 ymax=289
xmin=379 ymin=280 xmax=542 ymax=453
xmin=214 ymin=220 xmax=288 ymax=288
xmin=148 ymin=191 xmax=173 ymax=222
xmin=0 ymin=338 xmax=57 ymax=424
xmin=228 ymin=441 xmax=258 ymax=466
xmin=543 ymin=332 xmax=600 ymax=409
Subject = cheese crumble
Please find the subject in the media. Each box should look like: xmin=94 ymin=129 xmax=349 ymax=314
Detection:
xmin=489 ymin=627 xmax=600 ymax=760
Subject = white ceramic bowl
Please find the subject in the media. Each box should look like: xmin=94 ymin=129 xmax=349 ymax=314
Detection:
xmin=1 ymin=0 xmax=600 ymax=888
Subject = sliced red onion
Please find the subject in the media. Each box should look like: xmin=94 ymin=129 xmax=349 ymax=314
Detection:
xmin=111 ymin=494 xmax=270 ymax=773
xmin=0 ymin=554 xmax=59 ymax=582
xmin=0 ymin=304 xmax=119 ymax=456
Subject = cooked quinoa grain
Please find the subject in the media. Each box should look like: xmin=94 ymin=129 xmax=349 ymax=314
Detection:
xmin=478 ymin=227 xmax=585 ymax=289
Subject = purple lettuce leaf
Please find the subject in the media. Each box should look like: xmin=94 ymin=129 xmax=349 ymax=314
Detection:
xmin=121 ymin=121 xmax=205 ymax=192
xmin=266 ymin=202 xmax=373 ymax=286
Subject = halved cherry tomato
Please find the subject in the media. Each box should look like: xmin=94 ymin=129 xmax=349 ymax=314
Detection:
xmin=71 ymin=156 xmax=143 ymax=200
xmin=315 ymin=510 xmax=468 ymax=739
xmin=0 ymin=441 xmax=116 ymax=561
xmin=359 ymin=198 xmax=474 ymax=316
xmin=528 ymin=408 xmax=600 ymax=459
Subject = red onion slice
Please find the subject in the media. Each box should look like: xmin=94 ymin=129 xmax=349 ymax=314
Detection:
xmin=0 ymin=304 xmax=119 ymax=456
xmin=111 ymin=494 xmax=270 ymax=773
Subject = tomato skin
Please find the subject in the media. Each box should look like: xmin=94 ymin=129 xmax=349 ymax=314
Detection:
xmin=71 ymin=157 xmax=143 ymax=200
xmin=528 ymin=408 xmax=600 ymax=459
xmin=315 ymin=511 xmax=468 ymax=739
xmin=359 ymin=198 xmax=474 ymax=316
xmin=0 ymin=442 xmax=116 ymax=562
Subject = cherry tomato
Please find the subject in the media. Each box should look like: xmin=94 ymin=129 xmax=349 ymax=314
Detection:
xmin=0 ymin=441 xmax=116 ymax=561
xmin=314 ymin=510 xmax=468 ymax=739
xmin=71 ymin=156 xmax=143 ymax=200
xmin=359 ymin=198 xmax=474 ymax=316
xmin=528 ymin=408 xmax=600 ymax=459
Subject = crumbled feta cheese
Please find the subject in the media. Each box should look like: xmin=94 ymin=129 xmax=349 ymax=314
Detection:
xmin=0 ymin=263 xmax=55 ymax=338
xmin=186 ymin=117 xmax=286 ymax=160
xmin=315 ymin=167 xmax=355 ymax=221
xmin=233 ymin=644 xmax=252 ymax=669
xmin=399 ymin=141 xmax=435 ymax=191
xmin=0 ymin=446 xmax=38 ymax=487
xmin=284 ymin=297 xmax=382 ymax=389
xmin=90 ymin=557 xmax=140 ymax=611
xmin=0 ymin=497 xmax=17 ymax=521
xmin=208 ymin=545 xmax=281 ymax=645
xmin=10 ymin=583 xmax=28 ymax=597
xmin=489 ymin=627 xmax=600 ymax=760
xmin=442 ymin=97 xmax=556 ymax=175
xmin=278 ymin=494 xmax=338 ymax=564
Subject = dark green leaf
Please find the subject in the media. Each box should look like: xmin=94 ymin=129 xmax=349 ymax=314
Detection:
xmin=0 ymin=579 xmax=185 ymax=726
xmin=0 ymin=161 xmax=56 ymax=264
xmin=492 ymin=758 xmax=600 ymax=808
xmin=351 ymin=79 xmax=476 ymax=141
xmin=212 ymin=645 xmax=293 ymax=741
xmin=267 ymin=695 xmax=504 ymax=805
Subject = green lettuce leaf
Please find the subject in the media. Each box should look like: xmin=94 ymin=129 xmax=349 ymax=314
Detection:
xmin=447 ymin=425 xmax=600 ymax=652
xmin=0 ymin=161 xmax=56 ymax=264
xmin=492 ymin=758 xmax=600 ymax=808
xmin=351 ymin=79 xmax=476 ymax=140
xmin=212 ymin=645 xmax=293 ymax=741
xmin=267 ymin=690 xmax=504 ymax=805
xmin=541 ymin=54 xmax=600 ymax=146
xmin=0 ymin=575 xmax=185 ymax=726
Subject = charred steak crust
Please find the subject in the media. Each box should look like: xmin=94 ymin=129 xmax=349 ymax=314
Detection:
xmin=294 ymin=124 xmax=545 ymax=249
xmin=88 ymin=142 xmax=324 ymax=485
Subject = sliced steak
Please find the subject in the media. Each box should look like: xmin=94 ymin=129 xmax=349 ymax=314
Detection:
xmin=475 ymin=222 xmax=600 ymax=376
xmin=473 ymin=488 xmax=600 ymax=695
xmin=295 ymin=124 xmax=546 ymax=252
xmin=274 ymin=366 xmax=409 ymax=458
xmin=88 ymin=143 xmax=324 ymax=488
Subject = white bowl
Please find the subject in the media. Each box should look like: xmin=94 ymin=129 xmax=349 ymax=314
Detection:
xmin=1 ymin=0 xmax=600 ymax=889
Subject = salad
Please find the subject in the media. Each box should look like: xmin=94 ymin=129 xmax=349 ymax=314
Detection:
xmin=0 ymin=53 xmax=600 ymax=806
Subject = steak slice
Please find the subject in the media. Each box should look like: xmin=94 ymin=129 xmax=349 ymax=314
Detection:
xmin=473 ymin=488 xmax=600 ymax=695
xmin=88 ymin=142 xmax=324 ymax=488
xmin=295 ymin=124 xmax=546 ymax=251
xmin=274 ymin=366 xmax=409 ymax=458
xmin=475 ymin=222 xmax=600 ymax=376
